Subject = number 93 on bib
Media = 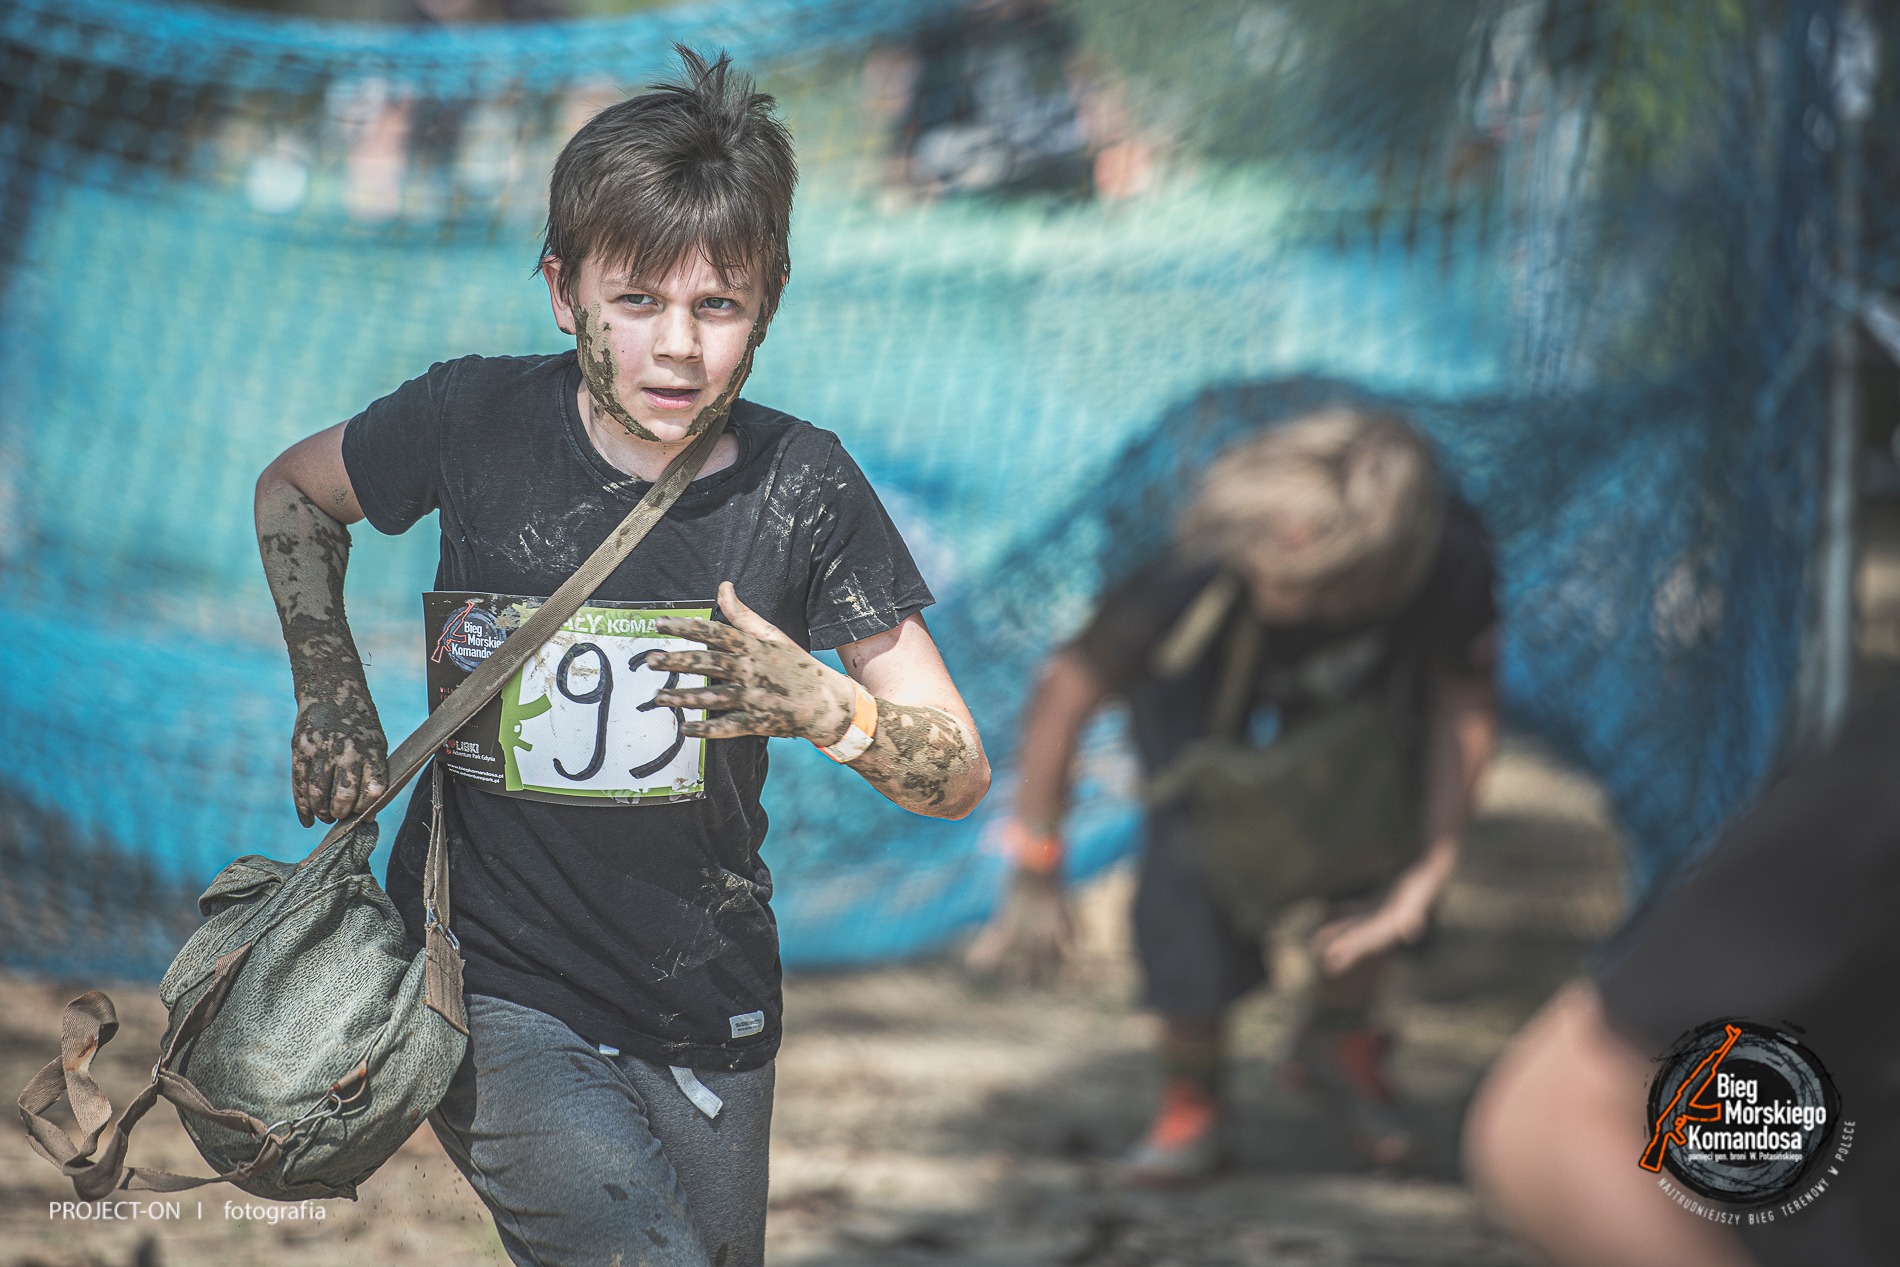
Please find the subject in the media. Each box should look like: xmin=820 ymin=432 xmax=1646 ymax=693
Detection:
xmin=424 ymin=591 xmax=711 ymax=806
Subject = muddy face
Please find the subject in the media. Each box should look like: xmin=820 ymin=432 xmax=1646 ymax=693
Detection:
xmin=574 ymin=305 xmax=663 ymax=443
xmin=681 ymin=320 xmax=764 ymax=443
xmin=561 ymin=249 xmax=766 ymax=447
xmin=575 ymin=301 xmax=765 ymax=447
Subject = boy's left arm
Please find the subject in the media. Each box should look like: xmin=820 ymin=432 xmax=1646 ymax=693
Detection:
xmin=653 ymin=582 xmax=990 ymax=819
xmin=1312 ymin=669 xmax=1498 ymax=976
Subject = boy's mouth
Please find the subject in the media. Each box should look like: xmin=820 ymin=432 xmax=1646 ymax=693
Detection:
xmin=642 ymin=385 xmax=701 ymax=410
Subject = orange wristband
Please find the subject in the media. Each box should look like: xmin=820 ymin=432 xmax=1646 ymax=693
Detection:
xmin=816 ymin=682 xmax=879 ymax=763
xmin=1004 ymin=818 xmax=1064 ymax=875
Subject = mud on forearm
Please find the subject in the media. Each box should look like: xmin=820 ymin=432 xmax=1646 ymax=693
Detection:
xmin=258 ymin=479 xmax=388 ymax=824
xmin=851 ymin=700 xmax=986 ymax=819
xmin=257 ymin=483 xmax=361 ymax=696
xmin=256 ymin=482 xmax=379 ymax=724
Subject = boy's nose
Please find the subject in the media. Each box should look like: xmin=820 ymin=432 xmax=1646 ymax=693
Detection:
xmin=653 ymin=309 xmax=700 ymax=362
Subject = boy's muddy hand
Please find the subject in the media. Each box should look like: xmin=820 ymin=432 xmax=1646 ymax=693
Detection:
xmin=291 ymin=693 xmax=388 ymax=828
xmin=649 ymin=582 xmax=857 ymax=743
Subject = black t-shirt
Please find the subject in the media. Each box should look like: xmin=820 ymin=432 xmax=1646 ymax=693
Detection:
xmin=1594 ymin=692 xmax=1900 ymax=1266
xmin=342 ymin=351 xmax=933 ymax=1070
xmin=1069 ymin=497 xmax=1498 ymax=781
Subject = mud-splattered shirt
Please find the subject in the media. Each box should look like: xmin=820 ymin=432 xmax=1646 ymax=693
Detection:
xmin=343 ymin=351 xmax=933 ymax=1070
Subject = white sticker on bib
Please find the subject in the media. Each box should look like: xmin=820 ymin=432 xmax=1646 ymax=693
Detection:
xmin=425 ymin=592 xmax=710 ymax=806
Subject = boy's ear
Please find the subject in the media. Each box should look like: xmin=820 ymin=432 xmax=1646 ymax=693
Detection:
xmin=542 ymin=256 xmax=577 ymax=336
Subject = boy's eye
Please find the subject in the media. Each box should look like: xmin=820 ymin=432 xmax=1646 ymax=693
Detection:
xmin=699 ymin=297 xmax=738 ymax=312
xmin=617 ymin=293 xmax=655 ymax=307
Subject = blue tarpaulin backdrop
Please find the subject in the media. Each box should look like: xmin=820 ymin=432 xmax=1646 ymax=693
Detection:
xmin=0 ymin=0 xmax=1850 ymax=976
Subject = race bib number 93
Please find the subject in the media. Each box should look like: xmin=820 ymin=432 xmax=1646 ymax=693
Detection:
xmin=424 ymin=591 xmax=710 ymax=805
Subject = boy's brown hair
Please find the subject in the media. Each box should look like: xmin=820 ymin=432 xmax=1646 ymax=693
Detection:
xmin=541 ymin=46 xmax=797 ymax=321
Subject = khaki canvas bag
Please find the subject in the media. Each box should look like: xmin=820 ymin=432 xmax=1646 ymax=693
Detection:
xmin=1144 ymin=574 xmax=1422 ymax=935
xmin=18 ymin=414 xmax=728 ymax=1201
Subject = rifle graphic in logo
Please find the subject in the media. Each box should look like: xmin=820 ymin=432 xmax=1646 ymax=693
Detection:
xmin=1641 ymin=1023 xmax=1742 ymax=1172
xmin=432 ymin=598 xmax=482 ymax=665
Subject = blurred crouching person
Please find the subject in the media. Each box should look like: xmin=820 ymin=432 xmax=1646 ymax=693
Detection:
xmin=1465 ymin=693 xmax=1900 ymax=1266
xmin=969 ymin=408 xmax=1498 ymax=1181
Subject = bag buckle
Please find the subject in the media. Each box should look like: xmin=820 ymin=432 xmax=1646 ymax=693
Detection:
xmin=254 ymin=1060 xmax=371 ymax=1162
xmin=423 ymin=902 xmax=460 ymax=952
xmin=329 ymin=1060 xmax=370 ymax=1105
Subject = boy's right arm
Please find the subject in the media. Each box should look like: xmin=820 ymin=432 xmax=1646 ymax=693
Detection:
xmin=254 ymin=422 xmax=388 ymax=829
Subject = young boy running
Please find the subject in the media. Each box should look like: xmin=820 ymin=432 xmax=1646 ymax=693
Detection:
xmin=253 ymin=50 xmax=989 ymax=1267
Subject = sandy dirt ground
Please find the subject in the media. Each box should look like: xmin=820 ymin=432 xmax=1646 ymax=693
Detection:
xmin=36 ymin=492 xmax=1900 ymax=1266
xmin=0 ymin=735 xmax=1625 ymax=1267
xmin=8 ymin=469 xmax=1898 ymax=1267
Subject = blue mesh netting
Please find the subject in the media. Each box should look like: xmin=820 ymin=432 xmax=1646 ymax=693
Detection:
xmin=0 ymin=0 xmax=1848 ymax=977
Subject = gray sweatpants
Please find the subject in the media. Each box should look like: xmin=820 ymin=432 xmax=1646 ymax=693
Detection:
xmin=429 ymin=993 xmax=773 ymax=1267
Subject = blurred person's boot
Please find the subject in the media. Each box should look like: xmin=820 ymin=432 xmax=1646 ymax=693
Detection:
xmin=1282 ymin=1023 xmax=1413 ymax=1167
xmin=1114 ymin=1077 xmax=1223 ymax=1186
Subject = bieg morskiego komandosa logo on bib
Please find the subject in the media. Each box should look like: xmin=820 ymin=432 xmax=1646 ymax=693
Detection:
xmin=1640 ymin=1018 xmax=1843 ymax=1209
xmin=433 ymin=598 xmax=506 ymax=673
